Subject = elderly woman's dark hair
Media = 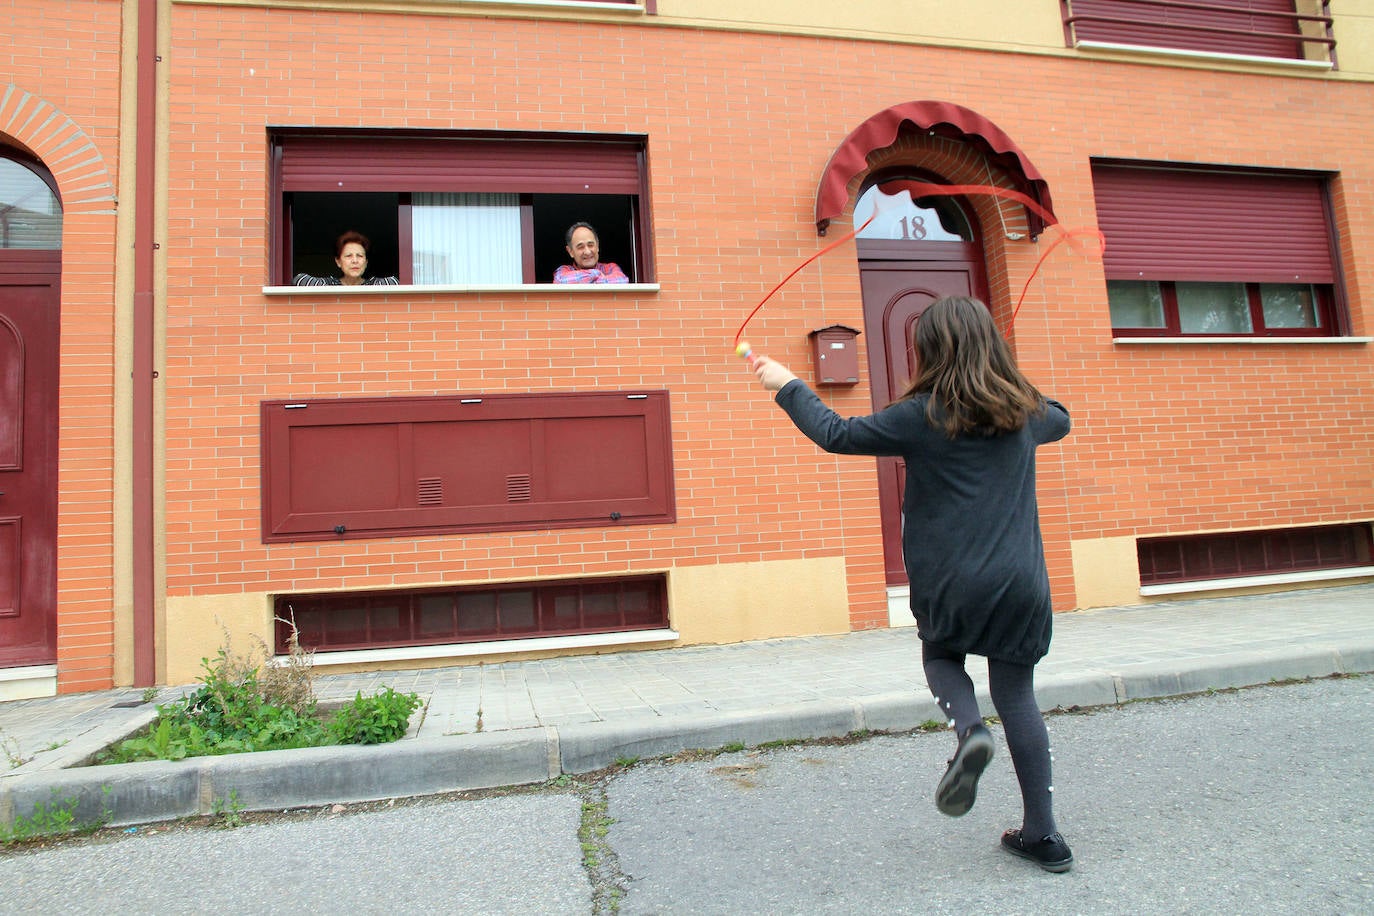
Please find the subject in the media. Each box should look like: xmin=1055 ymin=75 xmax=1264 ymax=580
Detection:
xmin=334 ymin=230 xmax=371 ymax=258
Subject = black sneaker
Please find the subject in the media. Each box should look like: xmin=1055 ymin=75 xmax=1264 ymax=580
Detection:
xmin=935 ymin=723 xmax=995 ymax=817
xmin=1000 ymin=828 xmax=1074 ymax=873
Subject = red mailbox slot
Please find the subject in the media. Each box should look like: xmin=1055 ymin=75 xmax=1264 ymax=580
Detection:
xmin=808 ymin=325 xmax=861 ymax=386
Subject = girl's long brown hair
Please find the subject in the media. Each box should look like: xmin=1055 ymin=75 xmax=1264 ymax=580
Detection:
xmin=894 ymin=296 xmax=1045 ymax=437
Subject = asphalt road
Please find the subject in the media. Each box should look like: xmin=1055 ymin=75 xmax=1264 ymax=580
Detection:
xmin=2 ymin=674 xmax=1371 ymax=915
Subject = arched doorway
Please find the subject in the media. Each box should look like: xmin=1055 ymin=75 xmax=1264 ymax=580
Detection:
xmin=813 ymin=102 xmax=1056 ymax=614
xmin=0 ymin=147 xmax=61 ymax=669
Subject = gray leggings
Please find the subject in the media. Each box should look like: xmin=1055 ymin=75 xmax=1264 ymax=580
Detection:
xmin=922 ymin=640 xmax=1058 ymax=838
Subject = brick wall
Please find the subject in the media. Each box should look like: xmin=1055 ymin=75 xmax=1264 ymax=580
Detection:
xmin=158 ymin=12 xmax=1372 ymax=632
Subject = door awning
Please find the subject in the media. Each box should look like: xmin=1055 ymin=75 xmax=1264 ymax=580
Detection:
xmin=814 ymin=101 xmax=1055 ymax=238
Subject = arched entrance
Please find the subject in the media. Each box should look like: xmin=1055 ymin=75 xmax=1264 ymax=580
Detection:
xmin=813 ymin=102 xmax=1056 ymax=608
xmin=0 ymin=147 xmax=61 ymax=670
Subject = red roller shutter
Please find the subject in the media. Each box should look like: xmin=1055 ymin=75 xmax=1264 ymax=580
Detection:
xmin=1068 ymin=0 xmax=1303 ymax=59
xmin=1091 ymin=163 xmax=1334 ymax=283
xmin=277 ymin=133 xmax=644 ymax=195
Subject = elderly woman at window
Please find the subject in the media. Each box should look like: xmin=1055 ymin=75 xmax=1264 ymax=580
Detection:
xmin=293 ymin=231 xmax=399 ymax=286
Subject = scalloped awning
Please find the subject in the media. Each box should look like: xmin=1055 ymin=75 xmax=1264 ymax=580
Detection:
xmin=814 ymin=101 xmax=1055 ymax=238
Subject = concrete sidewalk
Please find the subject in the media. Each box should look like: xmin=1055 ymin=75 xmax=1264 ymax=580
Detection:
xmin=2 ymin=583 xmax=1371 ymax=830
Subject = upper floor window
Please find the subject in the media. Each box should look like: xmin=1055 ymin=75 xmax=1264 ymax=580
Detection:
xmin=1091 ymin=161 xmax=1347 ymax=338
xmin=269 ymin=130 xmax=653 ymax=286
xmin=1062 ymin=1 xmax=1335 ymax=65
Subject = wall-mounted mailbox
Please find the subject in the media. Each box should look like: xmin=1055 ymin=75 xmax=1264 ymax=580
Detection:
xmin=808 ymin=325 xmax=861 ymax=386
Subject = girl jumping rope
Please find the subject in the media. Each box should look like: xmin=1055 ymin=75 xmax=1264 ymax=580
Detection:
xmin=748 ymin=295 xmax=1074 ymax=872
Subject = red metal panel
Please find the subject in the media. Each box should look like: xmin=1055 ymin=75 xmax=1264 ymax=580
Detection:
xmin=1068 ymin=0 xmax=1304 ymax=59
xmin=1091 ymin=164 xmax=1334 ymax=283
xmin=279 ymin=135 xmax=644 ymax=195
xmin=261 ymin=391 xmax=675 ymax=542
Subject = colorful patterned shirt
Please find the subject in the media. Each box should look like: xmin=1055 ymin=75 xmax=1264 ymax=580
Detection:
xmin=553 ymin=262 xmax=630 ymax=284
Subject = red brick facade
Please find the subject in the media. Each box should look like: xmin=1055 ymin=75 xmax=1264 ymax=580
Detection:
xmin=4 ymin=4 xmax=1370 ymax=691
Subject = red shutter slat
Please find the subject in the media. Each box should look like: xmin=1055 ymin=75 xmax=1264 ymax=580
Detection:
xmin=1069 ymin=0 xmax=1304 ymax=59
xmin=1091 ymin=164 xmax=1334 ymax=283
xmin=280 ymin=136 xmax=643 ymax=194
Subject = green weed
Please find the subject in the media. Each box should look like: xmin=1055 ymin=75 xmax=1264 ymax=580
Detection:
xmin=92 ymin=621 xmax=419 ymax=764
xmin=327 ymin=687 xmax=421 ymax=745
xmin=1 ymin=787 xmax=111 ymax=845
xmin=1 ymin=729 xmax=28 ymax=769
xmin=211 ymin=789 xmax=246 ymax=829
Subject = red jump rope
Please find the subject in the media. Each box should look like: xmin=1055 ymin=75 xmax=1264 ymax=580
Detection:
xmin=733 ymin=183 xmax=1104 ymax=362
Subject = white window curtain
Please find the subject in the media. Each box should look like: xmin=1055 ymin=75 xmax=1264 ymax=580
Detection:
xmin=411 ymin=192 xmax=522 ymax=284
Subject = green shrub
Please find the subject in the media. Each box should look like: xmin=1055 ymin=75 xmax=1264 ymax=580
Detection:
xmin=326 ymin=687 xmax=422 ymax=745
xmin=96 ymin=650 xmax=334 ymax=764
xmin=92 ymin=624 xmax=420 ymax=764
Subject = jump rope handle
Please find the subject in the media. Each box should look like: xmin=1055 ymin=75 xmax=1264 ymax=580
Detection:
xmin=735 ymin=341 xmax=755 ymax=366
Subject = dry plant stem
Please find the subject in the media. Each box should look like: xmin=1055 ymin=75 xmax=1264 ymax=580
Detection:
xmin=257 ymin=615 xmax=316 ymax=713
xmin=210 ymin=615 xmax=317 ymax=715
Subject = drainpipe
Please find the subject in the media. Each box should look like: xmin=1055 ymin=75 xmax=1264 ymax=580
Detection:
xmin=131 ymin=0 xmax=158 ymax=686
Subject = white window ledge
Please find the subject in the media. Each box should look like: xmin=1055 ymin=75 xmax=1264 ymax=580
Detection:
xmin=1114 ymin=337 xmax=1371 ymax=345
xmin=264 ymin=283 xmax=660 ymax=296
xmin=184 ymin=0 xmax=646 ymax=11
xmin=1141 ymin=566 xmax=1374 ymax=597
xmin=441 ymin=0 xmax=644 ymax=12
xmin=277 ymin=627 xmax=679 ymax=670
xmin=1075 ymin=40 xmax=1333 ymax=72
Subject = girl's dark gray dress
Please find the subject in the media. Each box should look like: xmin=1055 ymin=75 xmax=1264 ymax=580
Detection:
xmin=774 ymin=380 xmax=1071 ymax=665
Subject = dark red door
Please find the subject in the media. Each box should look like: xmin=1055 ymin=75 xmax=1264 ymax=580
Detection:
xmin=859 ymin=240 xmax=987 ymax=586
xmin=0 ymin=251 xmax=60 ymax=667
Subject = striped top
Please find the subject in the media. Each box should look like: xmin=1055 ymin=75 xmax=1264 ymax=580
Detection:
xmin=292 ymin=274 xmax=400 ymax=286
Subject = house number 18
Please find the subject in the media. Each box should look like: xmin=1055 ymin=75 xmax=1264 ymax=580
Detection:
xmin=896 ymin=215 xmax=928 ymax=240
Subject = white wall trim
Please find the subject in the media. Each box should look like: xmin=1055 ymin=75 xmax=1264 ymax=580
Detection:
xmin=0 ymin=665 xmax=58 ymax=701
xmin=264 ymin=283 xmax=661 ymax=296
xmin=1141 ymin=566 xmax=1374 ymax=597
xmin=276 ymin=628 xmax=680 ymax=669
xmin=1075 ymin=40 xmax=1333 ymax=72
xmin=887 ymin=586 xmax=915 ymax=628
xmin=1114 ymin=337 xmax=1372 ymax=345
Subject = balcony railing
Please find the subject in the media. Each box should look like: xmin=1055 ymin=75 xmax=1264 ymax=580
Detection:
xmin=1063 ymin=0 xmax=1335 ymax=66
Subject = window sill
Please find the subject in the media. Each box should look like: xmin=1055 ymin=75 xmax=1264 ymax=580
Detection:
xmin=191 ymin=0 xmax=649 ymax=12
xmin=1113 ymin=336 xmax=1371 ymax=345
xmin=440 ymin=0 xmax=646 ymax=12
xmin=281 ymin=627 xmax=679 ymax=670
xmin=1141 ymin=566 xmax=1374 ymax=597
xmin=264 ymin=283 xmax=661 ymax=296
xmin=1074 ymin=40 xmax=1333 ymax=73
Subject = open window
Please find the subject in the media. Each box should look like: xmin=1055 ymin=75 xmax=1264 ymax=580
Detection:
xmin=269 ymin=130 xmax=653 ymax=286
xmin=1091 ymin=161 xmax=1347 ymax=338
